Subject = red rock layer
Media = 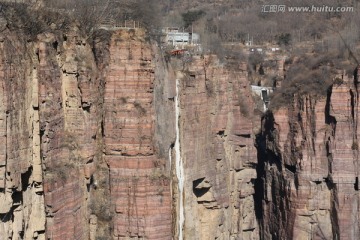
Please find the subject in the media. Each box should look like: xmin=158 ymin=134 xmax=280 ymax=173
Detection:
xmin=257 ymin=69 xmax=360 ymax=239
xmin=0 ymin=28 xmax=46 ymax=239
xmin=0 ymin=25 xmax=174 ymax=239
xmin=38 ymin=29 xmax=98 ymax=239
xmin=177 ymin=56 xmax=259 ymax=239
xmin=0 ymin=20 xmax=97 ymax=240
xmin=102 ymin=30 xmax=172 ymax=239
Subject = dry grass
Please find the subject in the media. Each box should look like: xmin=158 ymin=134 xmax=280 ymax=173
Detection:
xmin=270 ymin=53 xmax=335 ymax=110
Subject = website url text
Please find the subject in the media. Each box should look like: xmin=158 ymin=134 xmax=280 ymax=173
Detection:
xmin=261 ymin=5 xmax=354 ymax=13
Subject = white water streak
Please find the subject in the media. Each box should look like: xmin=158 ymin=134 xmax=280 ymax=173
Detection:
xmin=175 ymin=78 xmax=184 ymax=240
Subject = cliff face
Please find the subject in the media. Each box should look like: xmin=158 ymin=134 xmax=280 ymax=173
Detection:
xmin=97 ymin=30 xmax=173 ymax=239
xmin=0 ymin=18 xmax=174 ymax=239
xmin=0 ymin=23 xmax=47 ymax=240
xmin=0 ymin=23 xmax=102 ymax=239
xmin=176 ymin=56 xmax=260 ymax=239
xmin=0 ymin=17 xmax=261 ymax=238
xmin=2 ymin=6 xmax=360 ymax=240
xmin=39 ymin=28 xmax=98 ymax=240
xmin=256 ymin=70 xmax=360 ymax=239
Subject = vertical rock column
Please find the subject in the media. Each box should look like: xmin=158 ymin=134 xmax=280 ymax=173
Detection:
xmin=175 ymin=55 xmax=259 ymax=239
xmin=0 ymin=32 xmax=46 ymax=239
xmin=329 ymin=71 xmax=360 ymax=239
xmin=256 ymin=70 xmax=360 ymax=239
xmin=38 ymin=30 xmax=98 ymax=240
xmin=102 ymin=29 xmax=172 ymax=239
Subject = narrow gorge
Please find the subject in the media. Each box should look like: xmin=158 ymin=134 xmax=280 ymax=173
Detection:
xmin=0 ymin=6 xmax=360 ymax=240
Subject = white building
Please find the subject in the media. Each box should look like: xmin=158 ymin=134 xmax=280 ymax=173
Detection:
xmin=163 ymin=27 xmax=200 ymax=47
xmin=251 ymin=86 xmax=274 ymax=111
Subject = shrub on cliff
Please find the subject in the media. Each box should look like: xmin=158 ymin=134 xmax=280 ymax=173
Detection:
xmin=11 ymin=4 xmax=44 ymax=37
xmin=182 ymin=10 xmax=205 ymax=28
xmin=276 ymin=33 xmax=291 ymax=46
xmin=248 ymin=52 xmax=264 ymax=71
xmin=1 ymin=3 xmax=70 ymax=39
xmin=269 ymin=54 xmax=334 ymax=110
xmin=46 ymin=0 xmax=162 ymax=41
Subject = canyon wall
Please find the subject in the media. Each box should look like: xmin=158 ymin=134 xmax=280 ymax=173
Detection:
xmin=97 ymin=29 xmax=173 ymax=239
xmin=0 ymin=23 xmax=102 ymax=239
xmin=256 ymin=70 xmax=360 ymax=239
xmin=0 ymin=20 xmax=261 ymax=238
xmin=175 ymin=56 xmax=260 ymax=239
xmin=2 ymin=6 xmax=360 ymax=240
xmin=0 ymin=20 xmax=47 ymax=240
xmin=0 ymin=13 xmax=175 ymax=238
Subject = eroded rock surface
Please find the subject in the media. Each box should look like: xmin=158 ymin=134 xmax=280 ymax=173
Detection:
xmin=0 ymin=20 xmax=174 ymax=239
xmin=0 ymin=25 xmax=50 ymax=240
xmin=175 ymin=56 xmax=260 ymax=239
xmin=2 ymin=6 xmax=360 ymax=240
xmin=256 ymin=70 xmax=360 ymax=239
xmin=100 ymin=30 xmax=173 ymax=240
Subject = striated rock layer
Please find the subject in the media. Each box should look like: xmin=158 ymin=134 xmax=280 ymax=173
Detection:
xmin=0 ymin=21 xmax=262 ymax=238
xmin=99 ymin=30 xmax=173 ymax=239
xmin=175 ymin=56 xmax=260 ymax=239
xmin=0 ymin=19 xmax=174 ymax=239
xmin=256 ymin=69 xmax=360 ymax=239
xmin=39 ymin=28 xmax=98 ymax=239
xmin=0 ymin=24 xmax=47 ymax=240
xmin=0 ymin=24 xmax=100 ymax=239
xmin=4 ymin=6 xmax=360 ymax=240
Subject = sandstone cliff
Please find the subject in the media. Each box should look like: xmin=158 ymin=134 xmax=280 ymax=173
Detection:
xmin=2 ymin=4 xmax=360 ymax=240
xmin=256 ymin=69 xmax=360 ymax=239
xmin=95 ymin=29 xmax=173 ymax=239
xmin=0 ymin=17 xmax=261 ymax=238
xmin=172 ymin=56 xmax=260 ymax=239
xmin=0 ymin=8 xmax=175 ymax=238
xmin=0 ymin=19 xmax=102 ymax=240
